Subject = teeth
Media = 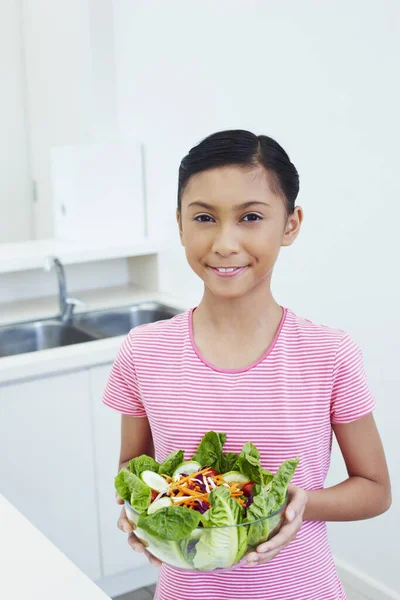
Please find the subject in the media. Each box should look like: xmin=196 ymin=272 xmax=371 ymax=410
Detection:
xmin=217 ymin=267 xmax=236 ymax=272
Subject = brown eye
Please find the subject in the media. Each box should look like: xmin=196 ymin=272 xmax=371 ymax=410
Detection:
xmin=194 ymin=214 xmax=215 ymax=222
xmin=242 ymin=213 xmax=262 ymax=222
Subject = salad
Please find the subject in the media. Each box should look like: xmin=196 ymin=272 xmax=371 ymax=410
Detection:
xmin=115 ymin=431 xmax=299 ymax=570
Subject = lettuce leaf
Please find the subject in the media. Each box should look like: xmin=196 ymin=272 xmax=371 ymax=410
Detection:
xmin=193 ymin=486 xmax=245 ymax=570
xmin=235 ymin=524 xmax=249 ymax=563
xmin=221 ymin=451 xmax=239 ymax=472
xmin=269 ymin=458 xmax=299 ymax=506
xmin=192 ymin=431 xmax=226 ymax=471
xmin=130 ymin=474 xmax=152 ymax=512
xmin=135 ymin=527 xmax=197 ymax=569
xmin=237 ymin=442 xmax=264 ymax=483
xmin=262 ymin=468 xmax=274 ymax=487
xmin=129 ymin=455 xmax=159 ymax=478
xmin=115 ymin=467 xmax=137 ymax=501
xmin=245 ymin=458 xmax=299 ymax=547
xmin=245 ymin=486 xmax=276 ymax=546
xmin=115 ymin=467 xmax=151 ymax=512
xmin=158 ymin=450 xmax=184 ymax=477
xmin=199 ymin=486 xmax=244 ymax=528
xmin=137 ymin=506 xmax=201 ymax=541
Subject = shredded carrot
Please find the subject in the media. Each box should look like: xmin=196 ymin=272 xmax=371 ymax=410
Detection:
xmin=169 ymin=468 xmax=217 ymax=488
xmin=162 ymin=468 xmax=251 ymax=512
xmin=173 ymin=497 xmax=199 ymax=505
xmin=234 ymin=497 xmax=247 ymax=508
xmin=179 ymin=487 xmax=209 ymax=498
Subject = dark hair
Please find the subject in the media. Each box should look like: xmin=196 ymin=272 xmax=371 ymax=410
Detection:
xmin=177 ymin=129 xmax=299 ymax=214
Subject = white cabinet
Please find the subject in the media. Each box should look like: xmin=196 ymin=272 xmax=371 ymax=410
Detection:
xmin=89 ymin=364 xmax=152 ymax=578
xmin=0 ymin=361 xmax=158 ymax=592
xmin=0 ymin=370 xmax=101 ymax=580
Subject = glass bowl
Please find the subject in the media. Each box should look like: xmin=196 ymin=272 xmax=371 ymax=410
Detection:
xmin=124 ymin=494 xmax=288 ymax=571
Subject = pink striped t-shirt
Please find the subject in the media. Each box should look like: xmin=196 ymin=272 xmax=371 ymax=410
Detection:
xmin=103 ymin=307 xmax=376 ymax=600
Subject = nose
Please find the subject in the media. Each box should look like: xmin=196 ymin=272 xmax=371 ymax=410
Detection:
xmin=211 ymin=225 xmax=240 ymax=257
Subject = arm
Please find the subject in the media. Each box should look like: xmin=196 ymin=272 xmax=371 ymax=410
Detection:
xmin=248 ymin=413 xmax=391 ymax=566
xmin=248 ymin=336 xmax=391 ymax=566
xmin=304 ymin=413 xmax=391 ymax=521
xmin=118 ymin=414 xmax=154 ymax=471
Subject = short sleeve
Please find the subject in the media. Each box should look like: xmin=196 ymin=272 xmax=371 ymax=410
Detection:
xmin=330 ymin=334 xmax=376 ymax=424
xmin=102 ymin=333 xmax=147 ymax=417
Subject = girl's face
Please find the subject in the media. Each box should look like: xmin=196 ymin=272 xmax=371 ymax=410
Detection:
xmin=177 ymin=165 xmax=302 ymax=300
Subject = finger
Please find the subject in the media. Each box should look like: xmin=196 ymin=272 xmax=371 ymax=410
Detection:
xmin=256 ymin=514 xmax=302 ymax=554
xmin=127 ymin=533 xmax=146 ymax=553
xmin=117 ymin=516 xmax=134 ymax=533
xmin=256 ymin=515 xmax=301 ymax=554
xmin=116 ymin=495 xmax=124 ymax=505
xmin=117 ymin=508 xmax=134 ymax=533
xmin=247 ymin=544 xmax=289 ymax=566
xmin=117 ymin=516 xmax=133 ymax=533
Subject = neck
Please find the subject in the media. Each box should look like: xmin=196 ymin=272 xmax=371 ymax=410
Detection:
xmin=196 ymin=279 xmax=282 ymax=334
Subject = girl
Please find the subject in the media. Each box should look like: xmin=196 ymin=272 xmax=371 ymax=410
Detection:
xmin=104 ymin=130 xmax=391 ymax=600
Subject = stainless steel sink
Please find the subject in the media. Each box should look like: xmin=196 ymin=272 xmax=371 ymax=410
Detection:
xmin=0 ymin=320 xmax=99 ymax=358
xmin=72 ymin=302 xmax=180 ymax=338
xmin=0 ymin=302 xmax=181 ymax=358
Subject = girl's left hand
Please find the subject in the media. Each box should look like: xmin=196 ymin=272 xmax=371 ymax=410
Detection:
xmin=246 ymin=484 xmax=308 ymax=566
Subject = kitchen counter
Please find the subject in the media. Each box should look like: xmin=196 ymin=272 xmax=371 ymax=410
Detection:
xmin=0 ymin=284 xmax=192 ymax=385
xmin=0 ymin=494 xmax=111 ymax=600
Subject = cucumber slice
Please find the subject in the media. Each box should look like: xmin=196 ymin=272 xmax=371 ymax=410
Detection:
xmin=147 ymin=497 xmax=172 ymax=515
xmin=140 ymin=470 xmax=169 ymax=492
xmin=172 ymin=461 xmax=202 ymax=482
xmin=221 ymin=471 xmax=250 ymax=484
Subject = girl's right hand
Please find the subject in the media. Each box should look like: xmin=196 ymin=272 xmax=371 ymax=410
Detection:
xmin=116 ymin=495 xmax=162 ymax=567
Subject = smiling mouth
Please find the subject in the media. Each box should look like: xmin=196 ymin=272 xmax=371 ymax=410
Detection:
xmin=208 ymin=266 xmax=249 ymax=278
xmin=212 ymin=267 xmax=244 ymax=272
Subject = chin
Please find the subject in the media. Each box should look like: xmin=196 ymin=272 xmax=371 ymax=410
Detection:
xmin=207 ymin=284 xmax=250 ymax=300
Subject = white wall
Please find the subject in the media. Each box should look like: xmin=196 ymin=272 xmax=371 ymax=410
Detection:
xmin=0 ymin=258 xmax=129 ymax=305
xmin=0 ymin=0 xmax=33 ymax=242
xmin=114 ymin=0 xmax=400 ymax=594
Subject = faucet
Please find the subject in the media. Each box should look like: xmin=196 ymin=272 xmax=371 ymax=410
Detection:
xmin=44 ymin=256 xmax=84 ymax=322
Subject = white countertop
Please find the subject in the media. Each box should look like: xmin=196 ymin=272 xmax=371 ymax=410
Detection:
xmin=0 ymin=238 xmax=161 ymax=274
xmin=0 ymin=285 xmax=192 ymax=385
xmin=0 ymin=494 xmax=111 ymax=600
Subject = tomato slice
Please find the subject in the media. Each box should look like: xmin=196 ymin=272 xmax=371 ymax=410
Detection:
xmin=150 ymin=489 xmax=158 ymax=502
xmin=242 ymin=482 xmax=256 ymax=497
xmin=203 ymin=468 xmax=218 ymax=478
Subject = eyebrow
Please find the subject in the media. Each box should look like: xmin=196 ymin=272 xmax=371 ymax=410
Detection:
xmin=187 ymin=200 xmax=270 ymax=210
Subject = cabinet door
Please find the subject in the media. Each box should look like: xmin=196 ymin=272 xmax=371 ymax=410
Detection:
xmin=0 ymin=370 xmax=101 ymax=580
xmin=89 ymin=364 xmax=156 ymax=578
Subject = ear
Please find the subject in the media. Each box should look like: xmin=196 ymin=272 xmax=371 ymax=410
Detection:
xmin=281 ymin=206 xmax=303 ymax=247
xmin=176 ymin=209 xmax=184 ymax=246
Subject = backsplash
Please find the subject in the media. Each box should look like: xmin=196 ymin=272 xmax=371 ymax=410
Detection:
xmin=0 ymin=258 xmax=129 ymax=305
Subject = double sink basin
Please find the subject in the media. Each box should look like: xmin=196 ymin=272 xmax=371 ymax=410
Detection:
xmin=0 ymin=302 xmax=180 ymax=359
